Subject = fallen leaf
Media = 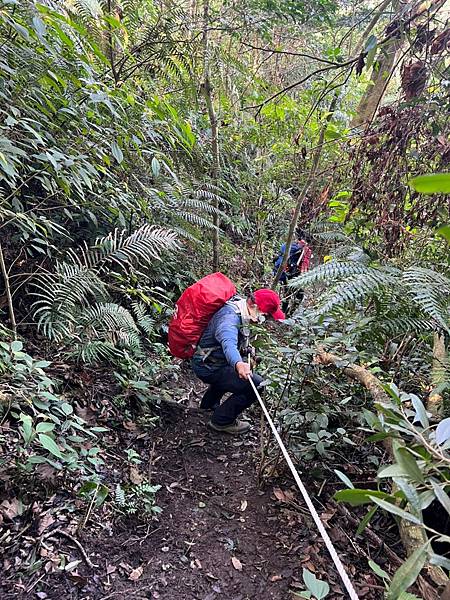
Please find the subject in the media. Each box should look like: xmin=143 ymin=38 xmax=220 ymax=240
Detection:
xmin=231 ymin=557 xmax=243 ymax=571
xmin=240 ymin=500 xmax=248 ymax=512
xmin=0 ymin=498 xmax=21 ymax=519
xmin=273 ymin=487 xmax=294 ymax=503
xmin=123 ymin=421 xmax=137 ymax=431
xmin=38 ymin=513 xmax=55 ymax=535
xmin=129 ymin=566 xmax=143 ymax=581
xmin=129 ymin=466 xmax=143 ymax=485
xmin=65 ymin=560 xmax=81 ymax=572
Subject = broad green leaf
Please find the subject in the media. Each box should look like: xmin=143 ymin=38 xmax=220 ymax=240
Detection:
xmin=393 ymin=447 xmax=424 ymax=483
xmin=151 ymin=157 xmax=160 ymax=177
xmin=429 ymin=553 xmax=450 ymax=570
xmin=377 ymin=464 xmax=411 ymax=479
xmin=334 ymin=469 xmax=354 ymax=489
xmin=34 ymin=360 xmax=51 ymax=369
xmin=430 ymin=480 xmax=450 ymax=517
xmin=393 ymin=478 xmax=421 ymax=513
xmin=95 ymin=484 xmax=109 ymax=506
xmin=436 ymin=418 xmax=450 ymax=445
xmin=11 ymin=340 xmax=23 ymax=352
xmin=369 ymin=496 xmax=422 ymax=525
xmin=436 ymin=224 xmax=450 ymax=244
xmin=36 ymin=422 xmax=55 ymax=433
xmin=408 ymin=394 xmax=429 ymax=429
xmin=111 ymin=142 xmax=123 ymax=164
xmin=387 ymin=544 xmax=428 ymax=599
xmin=334 ymin=488 xmax=391 ymax=506
xmin=20 ymin=413 xmax=33 ymax=444
xmin=410 ymin=173 xmax=450 ymax=194
xmin=302 ymin=569 xmax=329 ymax=600
xmin=60 ymin=402 xmax=73 ymax=415
xmin=38 ymin=433 xmax=63 ymax=458
xmin=368 ymin=559 xmax=389 ymax=580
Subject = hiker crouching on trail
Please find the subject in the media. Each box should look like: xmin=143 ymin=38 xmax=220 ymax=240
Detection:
xmin=192 ymin=289 xmax=285 ymax=435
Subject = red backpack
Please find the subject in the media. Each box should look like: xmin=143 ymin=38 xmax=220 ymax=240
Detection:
xmin=168 ymin=272 xmax=237 ymax=359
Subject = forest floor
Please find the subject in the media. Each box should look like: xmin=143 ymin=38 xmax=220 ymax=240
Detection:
xmin=1 ymin=365 xmax=406 ymax=600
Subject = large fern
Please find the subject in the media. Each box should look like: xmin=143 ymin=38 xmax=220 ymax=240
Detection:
xmin=32 ymin=224 xmax=177 ymax=360
xmin=291 ymin=261 xmax=450 ymax=336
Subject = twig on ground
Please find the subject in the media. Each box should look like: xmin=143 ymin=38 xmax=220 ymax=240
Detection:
xmin=43 ymin=528 xmax=98 ymax=568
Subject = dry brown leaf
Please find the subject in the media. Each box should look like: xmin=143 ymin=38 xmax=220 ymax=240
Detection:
xmin=231 ymin=557 xmax=243 ymax=571
xmin=240 ymin=500 xmax=247 ymax=512
xmin=129 ymin=566 xmax=143 ymax=581
xmin=38 ymin=513 xmax=55 ymax=535
xmin=0 ymin=498 xmax=20 ymax=520
xmin=129 ymin=466 xmax=143 ymax=485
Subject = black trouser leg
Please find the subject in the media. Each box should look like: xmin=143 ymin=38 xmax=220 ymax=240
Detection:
xmin=199 ymin=366 xmax=263 ymax=426
xmin=200 ymin=385 xmax=225 ymax=410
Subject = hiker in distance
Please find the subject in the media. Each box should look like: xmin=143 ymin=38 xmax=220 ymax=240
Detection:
xmin=192 ymin=289 xmax=285 ymax=435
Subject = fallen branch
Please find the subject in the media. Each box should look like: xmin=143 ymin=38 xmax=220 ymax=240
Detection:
xmin=42 ymin=528 xmax=98 ymax=568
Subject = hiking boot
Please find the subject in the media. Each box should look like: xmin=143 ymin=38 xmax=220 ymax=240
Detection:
xmin=208 ymin=419 xmax=251 ymax=435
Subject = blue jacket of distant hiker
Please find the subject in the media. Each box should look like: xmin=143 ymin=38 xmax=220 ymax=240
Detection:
xmin=273 ymin=241 xmax=306 ymax=283
xmin=191 ymin=304 xmax=248 ymax=378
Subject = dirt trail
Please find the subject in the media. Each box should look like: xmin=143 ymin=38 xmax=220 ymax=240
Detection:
xmin=82 ymin=408 xmax=317 ymax=600
xmin=1 ymin=374 xmax=389 ymax=600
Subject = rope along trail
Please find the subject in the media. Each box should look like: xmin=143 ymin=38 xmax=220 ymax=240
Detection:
xmin=248 ymin=376 xmax=360 ymax=600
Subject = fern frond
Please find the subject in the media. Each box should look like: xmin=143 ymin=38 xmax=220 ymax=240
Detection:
xmin=289 ymin=262 xmax=386 ymax=288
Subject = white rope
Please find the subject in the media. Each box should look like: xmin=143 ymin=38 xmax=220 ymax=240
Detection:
xmin=248 ymin=375 xmax=360 ymax=600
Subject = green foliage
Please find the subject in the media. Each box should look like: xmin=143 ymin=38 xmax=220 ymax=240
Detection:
xmin=114 ymin=481 xmax=161 ymax=518
xmin=295 ymin=568 xmax=330 ymax=599
xmin=410 ymin=173 xmax=450 ymax=195
xmin=0 ymin=337 xmax=107 ymax=475
xmin=291 ymin=260 xmax=450 ymax=337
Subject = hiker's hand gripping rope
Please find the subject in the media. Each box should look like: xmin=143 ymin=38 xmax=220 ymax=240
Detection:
xmin=247 ymin=359 xmax=360 ymax=600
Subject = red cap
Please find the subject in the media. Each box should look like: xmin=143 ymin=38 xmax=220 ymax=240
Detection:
xmin=253 ymin=289 xmax=285 ymax=320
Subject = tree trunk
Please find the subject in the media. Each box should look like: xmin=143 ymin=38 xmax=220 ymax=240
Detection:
xmin=201 ymin=0 xmax=220 ymax=271
xmin=351 ymin=0 xmax=404 ymax=129
xmin=352 ymin=0 xmax=447 ymax=129
xmin=353 ymin=0 xmax=393 ymax=56
xmin=428 ymin=333 xmax=447 ymax=418
xmin=0 ymin=241 xmax=17 ymax=338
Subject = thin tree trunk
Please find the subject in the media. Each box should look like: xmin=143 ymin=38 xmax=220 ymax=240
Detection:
xmin=428 ymin=333 xmax=447 ymax=418
xmin=352 ymin=0 xmax=447 ymax=128
xmin=0 ymin=241 xmax=17 ymax=338
xmin=106 ymin=0 xmax=119 ymax=84
xmin=272 ymin=96 xmax=338 ymax=288
xmin=351 ymin=0 xmax=403 ymax=129
xmin=201 ymin=0 xmax=220 ymax=271
xmin=354 ymin=0 xmax=393 ymax=55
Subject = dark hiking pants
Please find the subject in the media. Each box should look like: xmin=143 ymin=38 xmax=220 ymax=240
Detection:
xmin=195 ymin=366 xmax=263 ymax=426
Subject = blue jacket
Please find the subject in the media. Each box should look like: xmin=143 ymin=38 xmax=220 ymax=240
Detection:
xmin=273 ymin=241 xmax=305 ymax=282
xmin=191 ymin=304 xmax=246 ymax=377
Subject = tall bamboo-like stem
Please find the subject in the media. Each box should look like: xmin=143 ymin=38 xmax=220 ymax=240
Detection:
xmin=201 ymin=0 xmax=220 ymax=271
xmin=272 ymin=96 xmax=338 ymax=288
xmin=0 ymin=241 xmax=17 ymax=338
